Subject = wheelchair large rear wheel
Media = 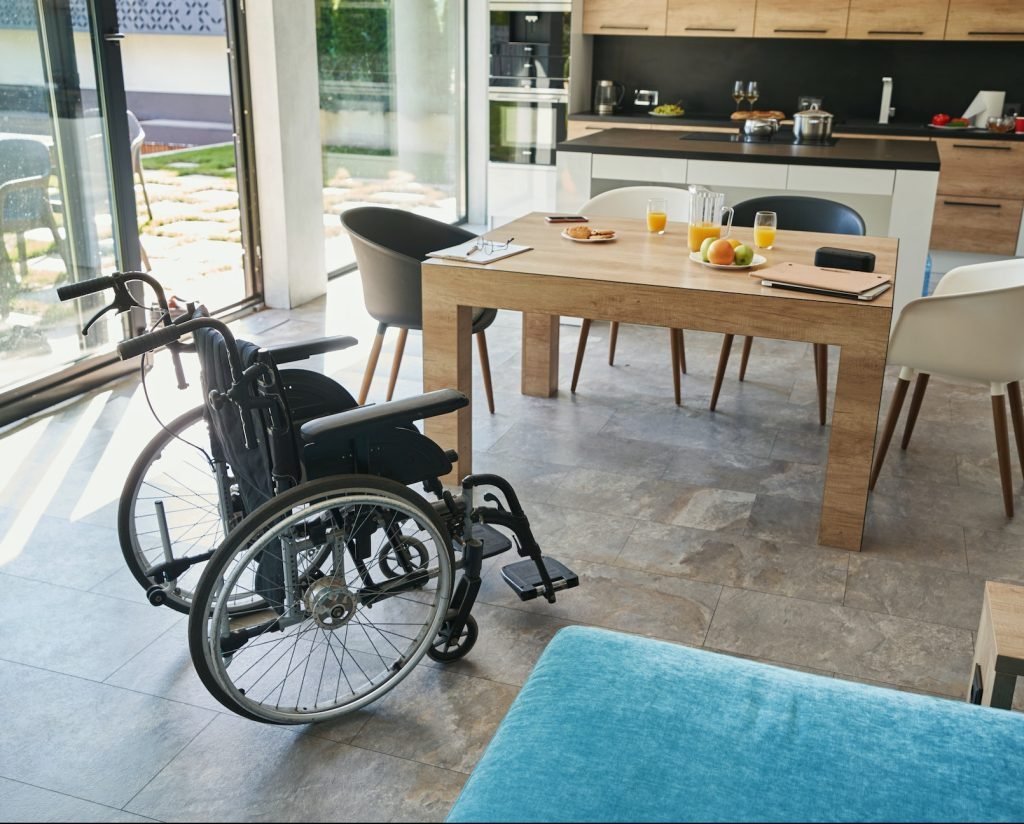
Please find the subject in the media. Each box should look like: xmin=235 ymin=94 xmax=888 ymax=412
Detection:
xmin=188 ymin=475 xmax=454 ymax=724
xmin=118 ymin=405 xmax=239 ymax=614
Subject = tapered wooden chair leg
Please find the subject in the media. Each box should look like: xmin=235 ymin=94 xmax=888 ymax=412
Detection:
xmin=993 ymin=389 xmax=1015 ymax=518
xmin=571 ymin=319 xmax=592 ymax=394
xmin=670 ymin=327 xmax=682 ymax=406
xmin=1008 ymin=380 xmax=1024 ymax=480
xmin=357 ymin=323 xmax=387 ymax=405
xmin=385 ymin=327 xmax=408 ymax=402
xmin=476 ymin=331 xmax=496 ymax=414
xmin=869 ymin=375 xmax=911 ymax=490
xmin=710 ymin=334 xmax=734 ymax=412
xmin=738 ymin=336 xmax=753 ymax=381
xmin=608 ymin=321 xmax=619 ymax=365
xmin=677 ymin=329 xmax=687 ymax=374
xmin=814 ymin=344 xmax=828 ymax=426
xmin=901 ymin=373 xmax=930 ymax=450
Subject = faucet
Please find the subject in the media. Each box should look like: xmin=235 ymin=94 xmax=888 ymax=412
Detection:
xmin=878 ymin=77 xmax=893 ymax=124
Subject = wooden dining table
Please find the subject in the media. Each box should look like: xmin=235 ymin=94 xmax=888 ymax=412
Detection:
xmin=422 ymin=212 xmax=898 ymax=551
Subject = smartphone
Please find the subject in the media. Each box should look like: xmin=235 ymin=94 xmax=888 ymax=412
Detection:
xmin=544 ymin=215 xmax=588 ymax=223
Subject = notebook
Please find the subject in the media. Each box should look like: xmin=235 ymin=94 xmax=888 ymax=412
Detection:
xmin=753 ymin=262 xmax=892 ymax=300
xmin=427 ymin=239 xmax=532 ymax=264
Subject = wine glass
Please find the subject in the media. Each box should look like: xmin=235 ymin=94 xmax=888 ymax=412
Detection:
xmin=746 ymin=81 xmax=759 ymax=110
xmin=732 ymin=81 xmax=746 ymax=113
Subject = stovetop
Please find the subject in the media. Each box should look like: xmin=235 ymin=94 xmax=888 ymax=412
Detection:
xmin=681 ymin=131 xmax=839 ymax=147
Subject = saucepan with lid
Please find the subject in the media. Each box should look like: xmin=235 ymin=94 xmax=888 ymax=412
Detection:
xmin=792 ymin=102 xmax=834 ymax=142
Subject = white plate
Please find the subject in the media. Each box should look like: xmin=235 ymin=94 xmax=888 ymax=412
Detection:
xmin=688 ymin=251 xmax=767 ymax=270
xmin=649 ymin=110 xmax=684 ymax=118
xmin=562 ymin=229 xmax=616 ymax=243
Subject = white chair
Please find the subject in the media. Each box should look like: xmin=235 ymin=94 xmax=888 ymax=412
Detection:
xmin=869 ymin=259 xmax=1024 ymax=517
xmin=571 ymin=185 xmax=691 ymax=405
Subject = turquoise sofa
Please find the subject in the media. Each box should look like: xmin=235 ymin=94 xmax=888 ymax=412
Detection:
xmin=447 ymin=626 xmax=1024 ymax=822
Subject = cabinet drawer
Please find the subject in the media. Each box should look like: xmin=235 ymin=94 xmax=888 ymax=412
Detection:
xmin=583 ymin=0 xmax=667 ymax=35
xmin=687 ymin=159 xmax=788 ymax=189
xmin=945 ymin=0 xmax=1024 ymax=40
xmin=787 ymin=165 xmax=894 ymax=195
xmin=929 ymin=196 xmax=1023 ymax=254
xmin=935 ymin=139 xmax=1024 ymax=199
xmin=666 ymin=0 xmax=756 ymax=36
xmin=753 ymin=0 xmax=850 ymax=38
xmin=846 ymin=0 xmax=949 ymax=39
xmin=592 ymin=153 xmax=686 ymax=183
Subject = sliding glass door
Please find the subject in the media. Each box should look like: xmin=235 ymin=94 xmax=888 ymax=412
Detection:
xmin=317 ymin=0 xmax=467 ymax=274
xmin=0 ymin=0 xmax=126 ymax=396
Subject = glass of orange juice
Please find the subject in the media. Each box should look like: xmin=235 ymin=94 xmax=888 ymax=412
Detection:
xmin=647 ymin=198 xmax=668 ymax=234
xmin=754 ymin=210 xmax=777 ymax=250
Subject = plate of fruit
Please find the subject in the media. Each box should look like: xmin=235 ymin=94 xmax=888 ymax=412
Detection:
xmin=650 ymin=103 xmax=685 ymax=117
xmin=690 ymin=238 xmax=765 ymax=269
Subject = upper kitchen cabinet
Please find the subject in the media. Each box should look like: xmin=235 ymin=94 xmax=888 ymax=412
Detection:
xmin=666 ymin=0 xmax=757 ymax=37
xmin=753 ymin=0 xmax=850 ymax=38
xmin=583 ymin=0 xmax=667 ymax=36
xmin=945 ymin=0 xmax=1024 ymax=40
xmin=847 ymin=0 xmax=949 ymax=40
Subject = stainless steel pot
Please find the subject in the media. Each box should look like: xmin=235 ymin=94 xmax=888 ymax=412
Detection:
xmin=743 ymin=117 xmax=779 ymax=137
xmin=792 ymin=103 xmax=834 ymax=142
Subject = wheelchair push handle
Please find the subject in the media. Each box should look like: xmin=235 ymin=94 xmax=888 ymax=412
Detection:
xmin=56 ymin=275 xmax=119 ymax=301
xmin=117 ymin=315 xmax=243 ymax=382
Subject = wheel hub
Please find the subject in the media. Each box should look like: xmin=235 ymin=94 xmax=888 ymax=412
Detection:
xmin=303 ymin=576 xmax=356 ymax=630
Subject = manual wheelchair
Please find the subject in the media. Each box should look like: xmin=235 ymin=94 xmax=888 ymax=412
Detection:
xmin=59 ymin=272 xmax=578 ymax=724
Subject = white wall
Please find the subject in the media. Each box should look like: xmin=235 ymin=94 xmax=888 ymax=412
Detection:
xmin=0 ymin=29 xmax=227 ymax=96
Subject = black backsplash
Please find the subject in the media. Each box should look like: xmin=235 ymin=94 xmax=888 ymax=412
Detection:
xmin=592 ymin=36 xmax=1024 ymax=124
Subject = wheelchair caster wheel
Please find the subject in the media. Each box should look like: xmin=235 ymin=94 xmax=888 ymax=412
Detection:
xmin=146 ymin=585 xmax=168 ymax=607
xmin=427 ymin=614 xmax=478 ymax=663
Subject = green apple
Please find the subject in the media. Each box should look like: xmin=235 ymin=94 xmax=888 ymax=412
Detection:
xmin=700 ymin=236 xmax=715 ymax=262
xmin=733 ymin=244 xmax=754 ymax=266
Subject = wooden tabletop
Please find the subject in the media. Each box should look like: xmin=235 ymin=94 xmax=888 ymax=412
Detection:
xmin=427 ymin=212 xmax=898 ymax=310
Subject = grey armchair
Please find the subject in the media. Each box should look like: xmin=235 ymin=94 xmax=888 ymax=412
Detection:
xmin=340 ymin=206 xmax=499 ymax=411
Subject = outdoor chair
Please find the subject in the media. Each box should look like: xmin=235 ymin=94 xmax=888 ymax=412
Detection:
xmin=0 ymin=137 xmax=65 ymax=301
xmin=710 ymin=195 xmax=866 ymax=424
xmin=570 ymin=186 xmax=690 ymax=405
xmin=869 ymin=258 xmax=1024 ymax=517
xmin=340 ymin=206 xmax=499 ymax=411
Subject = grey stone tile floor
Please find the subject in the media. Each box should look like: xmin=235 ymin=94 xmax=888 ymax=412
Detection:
xmin=2 ymin=269 xmax=1023 ymax=821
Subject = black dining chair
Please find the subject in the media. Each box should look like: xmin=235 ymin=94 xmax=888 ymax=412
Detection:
xmin=710 ymin=195 xmax=866 ymax=425
xmin=340 ymin=206 xmax=499 ymax=411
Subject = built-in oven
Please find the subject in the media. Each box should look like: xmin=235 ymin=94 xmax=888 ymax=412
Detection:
xmin=489 ymin=87 xmax=567 ymax=165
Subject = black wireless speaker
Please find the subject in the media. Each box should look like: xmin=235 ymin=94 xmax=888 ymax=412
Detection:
xmin=814 ymin=247 xmax=876 ymax=273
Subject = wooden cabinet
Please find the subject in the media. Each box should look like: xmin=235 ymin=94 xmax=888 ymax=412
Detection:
xmin=583 ymin=0 xmax=667 ymax=36
xmin=753 ymin=0 xmax=850 ymax=38
xmin=666 ymin=0 xmax=756 ymax=37
xmin=930 ymin=196 xmax=1023 ymax=254
xmin=847 ymin=0 xmax=949 ymax=39
xmin=934 ymin=139 xmax=1024 ymax=200
xmin=945 ymin=0 xmax=1024 ymax=40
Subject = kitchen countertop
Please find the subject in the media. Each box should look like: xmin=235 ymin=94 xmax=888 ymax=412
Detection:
xmin=558 ymin=127 xmax=940 ymax=171
xmin=569 ymin=112 xmax=1023 ymax=142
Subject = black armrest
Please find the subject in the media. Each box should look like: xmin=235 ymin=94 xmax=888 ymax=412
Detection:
xmin=267 ymin=335 xmax=358 ymax=364
xmin=300 ymin=389 xmax=468 ymax=443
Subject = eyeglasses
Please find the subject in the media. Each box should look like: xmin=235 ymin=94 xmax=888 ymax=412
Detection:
xmin=469 ymin=236 xmax=514 ymax=256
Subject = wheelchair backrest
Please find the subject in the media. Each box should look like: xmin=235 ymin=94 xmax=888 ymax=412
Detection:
xmin=190 ymin=308 xmax=298 ymax=514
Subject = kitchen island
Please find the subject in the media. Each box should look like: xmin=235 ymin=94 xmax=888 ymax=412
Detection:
xmin=556 ymin=128 xmax=941 ymax=320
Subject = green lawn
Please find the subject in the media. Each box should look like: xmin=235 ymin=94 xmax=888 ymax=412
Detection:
xmin=142 ymin=144 xmax=237 ymax=178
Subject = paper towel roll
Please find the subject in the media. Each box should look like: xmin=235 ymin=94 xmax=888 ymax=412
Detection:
xmin=962 ymin=90 xmax=1006 ymax=128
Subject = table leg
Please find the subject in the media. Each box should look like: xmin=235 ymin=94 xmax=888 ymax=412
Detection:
xmin=422 ymin=291 xmax=474 ymax=482
xmin=819 ymin=344 xmax=887 ymax=550
xmin=522 ymin=312 xmax=559 ymax=398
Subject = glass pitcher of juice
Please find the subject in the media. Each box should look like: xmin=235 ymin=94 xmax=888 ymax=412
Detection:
xmin=687 ymin=188 xmax=734 ymax=252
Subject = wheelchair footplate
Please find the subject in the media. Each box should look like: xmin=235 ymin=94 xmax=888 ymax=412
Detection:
xmin=501 ymin=557 xmax=579 ymax=602
xmin=456 ymin=521 xmax=513 ymax=559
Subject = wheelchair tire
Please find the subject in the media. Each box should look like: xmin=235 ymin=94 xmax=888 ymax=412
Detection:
xmin=188 ymin=474 xmax=454 ymax=724
xmin=118 ymin=405 xmax=239 ymax=614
